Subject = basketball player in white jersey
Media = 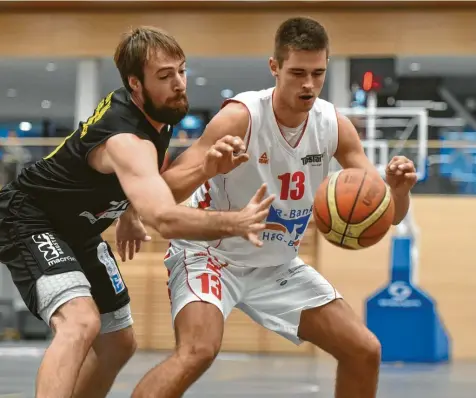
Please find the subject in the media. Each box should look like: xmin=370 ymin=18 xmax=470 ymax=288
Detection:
xmin=132 ymin=17 xmax=417 ymax=398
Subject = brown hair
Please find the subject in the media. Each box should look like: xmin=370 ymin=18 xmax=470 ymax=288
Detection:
xmin=114 ymin=26 xmax=185 ymax=92
xmin=274 ymin=17 xmax=329 ymax=67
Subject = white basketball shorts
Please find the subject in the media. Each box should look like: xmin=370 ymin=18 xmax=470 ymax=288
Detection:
xmin=164 ymin=245 xmax=342 ymax=345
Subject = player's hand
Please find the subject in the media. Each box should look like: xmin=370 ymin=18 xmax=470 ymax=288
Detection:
xmin=385 ymin=156 xmax=417 ymax=197
xmin=202 ymin=135 xmax=249 ymax=178
xmin=115 ymin=217 xmax=151 ymax=262
xmin=235 ymin=183 xmax=275 ymax=247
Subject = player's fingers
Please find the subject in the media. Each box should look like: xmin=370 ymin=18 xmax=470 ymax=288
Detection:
xmin=249 ymin=223 xmax=266 ymax=232
xmin=213 ymin=142 xmax=234 ymax=154
xmin=233 ymin=153 xmax=249 ymax=166
xmin=116 ymin=241 xmax=121 ymax=259
xmin=207 ymin=148 xmax=223 ymax=158
xmin=250 ymin=183 xmax=268 ymax=204
xmin=404 ymin=172 xmax=418 ymax=182
xmin=231 ymin=138 xmax=246 ymax=154
xmin=388 ymin=162 xmax=409 ymax=175
xmin=220 ymin=135 xmax=245 ymax=151
xmin=257 ymin=194 xmax=276 ymax=211
xmin=128 ymin=241 xmax=135 ymax=261
xmin=388 ymin=156 xmax=408 ymax=171
xmin=252 ymin=209 xmax=270 ymax=223
xmin=246 ymin=232 xmax=264 ymax=248
xmin=135 ymin=239 xmax=142 ymax=253
xmin=397 ymin=162 xmax=415 ymax=172
xmin=142 ymin=234 xmax=152 ymax=242
xmin=119 ymin=241 xmax=126 ymax=262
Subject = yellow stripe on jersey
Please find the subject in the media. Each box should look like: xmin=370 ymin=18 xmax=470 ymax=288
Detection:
xmin=80 ymin=91 xmax=113 ymax=138
xmin=44 ymin=91 xmax=114 ymax=160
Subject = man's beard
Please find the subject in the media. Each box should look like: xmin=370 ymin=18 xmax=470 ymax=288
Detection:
xmin=143 ymin=88 xmax=189 ymax=125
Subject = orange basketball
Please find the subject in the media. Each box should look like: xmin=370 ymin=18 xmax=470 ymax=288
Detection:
xmin=313 ymin=168 xmax=395 ymax=250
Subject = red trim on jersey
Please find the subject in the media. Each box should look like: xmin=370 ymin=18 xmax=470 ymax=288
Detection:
xmin=221 ymin=99 xmax=252 ymax=152
xmin=183 ymin=250 xmax=204 ymax=302
xmin=333 ymin=104 xmax=340 ymax=154
xmin=164 ymin=242 xmax=172 ymax=259
xmin=271 ymin=90 xmax=309 ymax=149
xmin=275 ymin=113 xmax=309 ymax=149
xmin=198 ymin=181 xmax=212 ymax=209
xmin=212 ymin=178 xmax=232 ymax=250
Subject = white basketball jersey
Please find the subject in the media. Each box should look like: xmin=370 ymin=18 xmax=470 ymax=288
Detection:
xmin=172 ymin=87 xmax=338 ymax=267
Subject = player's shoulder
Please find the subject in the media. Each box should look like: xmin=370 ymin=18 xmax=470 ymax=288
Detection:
xmin=222 ymin=87 xmax=274 ymax=121
xmin=232 ymin=87 xmax=274 ymax=102
xmin=82 ymin=87 xmax=147 ymax=135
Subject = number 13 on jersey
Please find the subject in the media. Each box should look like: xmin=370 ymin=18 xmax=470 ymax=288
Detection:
xmin=278 ymin=172 xmax=306 ymax=200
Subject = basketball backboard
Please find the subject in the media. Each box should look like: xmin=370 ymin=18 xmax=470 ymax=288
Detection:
xmin=331 ymin=105 xmax=428 ymax=182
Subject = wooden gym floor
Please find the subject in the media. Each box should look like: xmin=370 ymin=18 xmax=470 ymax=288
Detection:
xmin=0 ymin=341 xmax=474 ymax=397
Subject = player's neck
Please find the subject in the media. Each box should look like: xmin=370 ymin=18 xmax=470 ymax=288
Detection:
xmin=130 ymin=94 xmax=166 ymax=133
xmin=272 ymin=92 xmax=308 ymax=128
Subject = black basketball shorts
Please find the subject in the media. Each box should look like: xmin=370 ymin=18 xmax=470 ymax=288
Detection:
xmin=0 ymin=188 xmax=130 ymax=322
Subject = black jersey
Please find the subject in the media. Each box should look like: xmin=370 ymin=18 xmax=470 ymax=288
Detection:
xmin=8 ymin=87 xmax=173 ymax=240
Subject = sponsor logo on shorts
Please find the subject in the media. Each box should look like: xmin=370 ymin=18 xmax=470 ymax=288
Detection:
xmin=193 ymin=252 xmax=209 ymax=258
xmin=275 ymin=264 xmax=307 ymax=286
xmin=97 ymin=242 xmax=125 ymax=294
xmin=32 ymin=233 xmax=76 ymax=267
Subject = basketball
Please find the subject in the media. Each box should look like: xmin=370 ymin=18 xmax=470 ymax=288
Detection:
xmin=313 ymin=168 xmax=395 ymax=249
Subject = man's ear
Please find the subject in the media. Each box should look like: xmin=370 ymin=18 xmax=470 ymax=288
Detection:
xmin=128 ymin=75 xmax=141 ymax=92
xmin=269 ymin=57 xmax=279 ymax=77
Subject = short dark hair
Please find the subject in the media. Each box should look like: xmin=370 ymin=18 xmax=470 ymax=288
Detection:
xmin=114 ymin=26 xmax=185 ymax=92
xmin=274 ymin=17 xmax=329 ymax=67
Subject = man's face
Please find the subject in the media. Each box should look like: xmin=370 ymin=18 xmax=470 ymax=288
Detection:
xmin=132 ymin=49 xmax=189 ymax=125
xmin=270 ymin=49 xmax=328 ymax=112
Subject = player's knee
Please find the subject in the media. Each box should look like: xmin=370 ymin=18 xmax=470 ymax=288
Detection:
xmin=342 ymin=329 xmax=381 ymax=368
xmin=177 ymin=341 xmax=220 ymax=371
xmin=50 ymin=297 xmax=101 ymax=345
xmin=113 ymin=330 xmax=137 ymax=368
xmin=362 ymin=333 xmax=382 ymax=368
xmin=102 ymin=330 xmax=137 ymax=373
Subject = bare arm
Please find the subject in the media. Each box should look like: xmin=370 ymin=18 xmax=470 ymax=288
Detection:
xmin=98 ymin=133 xmax=273 ymax=243
xmin=161 ymin=102 xmax=249 ymax=203
xmin=119 ymin=204 xmax=140 ymax=222
xmin=333 ymin=112 xmax=410 ymax=225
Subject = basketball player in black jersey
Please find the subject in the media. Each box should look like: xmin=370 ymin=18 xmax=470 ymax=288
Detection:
xmin=0 ymin=27 xmax=274 ymax=398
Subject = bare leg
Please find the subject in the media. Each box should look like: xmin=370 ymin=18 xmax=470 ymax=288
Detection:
xmin=72 ymin=326 xmax=137 ymax=398
xmin=132 ymin=302 xmax=224 ymax=398
xmin=36 ymin=297 xmax=101 ymax=398
xmin=298 ymin=299 xmax=381 ymax=398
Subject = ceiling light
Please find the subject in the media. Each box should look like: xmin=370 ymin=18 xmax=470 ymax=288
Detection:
xmin=221 ymin=89 xmax=234 ymax=99
xmin=41 ymin=100 xmax=51 ymax=109
xmin=19 ymin=122 xmax=32 ymax=132
xmin=46 ymin=62 xmax=57 ymax=72
xmin=195 ymin=77 xmax=207 ymax=86
xmin=409 ymin=62 xmax=421 ymax=72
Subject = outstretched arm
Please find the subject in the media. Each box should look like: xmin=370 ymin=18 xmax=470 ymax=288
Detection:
xmin=93 ymin=133 xmax=274 ymax=245
xmin=333 ymin=112 xmax=417 ymax=225
xmin=161 ymin=102 xmax=250 ymax=203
